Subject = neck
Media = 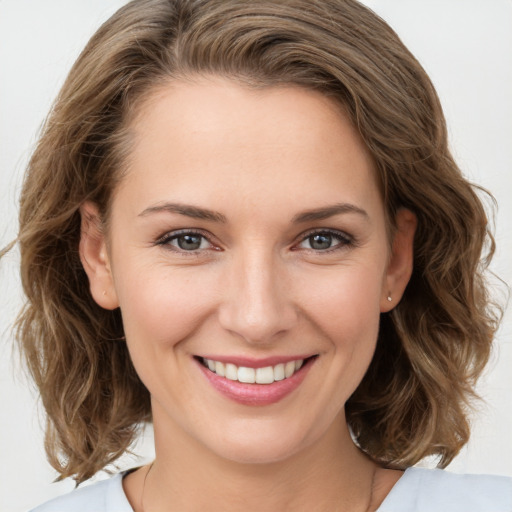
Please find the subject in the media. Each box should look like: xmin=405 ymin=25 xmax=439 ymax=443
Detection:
xmin=137 ymin=412 xmax=377 ymax=512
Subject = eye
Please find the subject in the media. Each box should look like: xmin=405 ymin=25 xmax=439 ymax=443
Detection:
xmin=157 ymin=230 xmax=214 ymax=252
xmin=297 ymin=230 xmax=352 ymax=251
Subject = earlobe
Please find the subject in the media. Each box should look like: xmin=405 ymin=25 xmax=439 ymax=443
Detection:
xmin=79 ymin=201 xmax=119 ymax=310
xmin=381 ymin=208 xmax=417 ymax=312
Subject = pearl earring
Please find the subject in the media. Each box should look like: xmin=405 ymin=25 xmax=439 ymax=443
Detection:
xmin=387 ymin=295 xmax=392 ymax=302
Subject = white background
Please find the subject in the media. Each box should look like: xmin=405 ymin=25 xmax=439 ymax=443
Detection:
xmin=1 ymin=1 xmax=510 ymax=510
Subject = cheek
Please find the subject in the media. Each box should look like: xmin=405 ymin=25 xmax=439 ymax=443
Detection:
xmin=113 ymin=262 xmax=220 ymax=355
xmin=296 ymin=262 xmax=383 ymax=335
xmin=295 ymin=264 xmax=383 ymax=392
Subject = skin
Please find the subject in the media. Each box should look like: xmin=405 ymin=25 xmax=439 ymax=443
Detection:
xmin=80 ymin=78 xmax=415 ymax=511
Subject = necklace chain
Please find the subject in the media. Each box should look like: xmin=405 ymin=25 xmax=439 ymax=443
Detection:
xmin=365 ymin=465 xmax=377 ymax=512
xmin=140 ymin=462 xmax=154 ymax=512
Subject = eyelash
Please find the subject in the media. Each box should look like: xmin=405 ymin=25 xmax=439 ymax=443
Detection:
xmin=155 ymin=228 xmax=355 ymax=255
xmin=294 ymin=229 xmax=354 ymax=253
xmin=156 ymin=229 xmax=217 ymax=255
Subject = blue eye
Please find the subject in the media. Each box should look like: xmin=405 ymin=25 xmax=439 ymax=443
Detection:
xmin=158 ymin=231 xmax=212 ymax=251
xmin=298 ymin=230 xmax=351 ymax=251
xmin=308 ymin=233 xmax=335 ymax=250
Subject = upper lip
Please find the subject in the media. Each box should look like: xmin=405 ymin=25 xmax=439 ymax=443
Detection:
xmin=195 ymin=354 xmax=316 ymax=368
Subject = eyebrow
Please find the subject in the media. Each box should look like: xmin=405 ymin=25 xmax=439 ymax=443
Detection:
xmin=138 ymin=201 xmax=368 ymax=224
xmin=138 ymin=202 xmax=227 ymax=223
xmin=291 ymin=203 xmax=369 ymax=223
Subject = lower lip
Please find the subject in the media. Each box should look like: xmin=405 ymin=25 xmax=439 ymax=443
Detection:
xmin=196 ymin=358 xmax=315 ymax=406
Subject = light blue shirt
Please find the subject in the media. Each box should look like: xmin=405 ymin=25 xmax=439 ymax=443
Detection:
xmin=31 ymin=467 xmax=512 ymax=511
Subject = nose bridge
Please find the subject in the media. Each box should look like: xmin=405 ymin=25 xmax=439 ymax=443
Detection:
xmin=219 ymin=242 xmax=297 ymax=343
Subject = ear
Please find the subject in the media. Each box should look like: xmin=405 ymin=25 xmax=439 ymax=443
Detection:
xmin=380 ymin=208 xmax=417 ymax=312
xmin=79 ymin=201 xmax=119 ymax=310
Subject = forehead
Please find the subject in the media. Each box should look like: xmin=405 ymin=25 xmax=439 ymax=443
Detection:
xmin=115 ymin=78 xmax=381 ymax=219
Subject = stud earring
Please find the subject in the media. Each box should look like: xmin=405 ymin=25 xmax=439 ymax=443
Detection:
xmin=387 ymin=295 xmax=392 ymax=302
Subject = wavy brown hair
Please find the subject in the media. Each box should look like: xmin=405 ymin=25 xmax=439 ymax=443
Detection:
xmin=7 ymin=0 xmax=501 ymax=483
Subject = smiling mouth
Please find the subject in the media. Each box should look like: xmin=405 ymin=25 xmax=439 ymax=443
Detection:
xmin=197 ymin=356 xmax=317 ymax=385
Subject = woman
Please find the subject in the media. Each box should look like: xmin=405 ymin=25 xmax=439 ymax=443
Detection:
xmin=3 ymin=0 xmax=511 ymax=510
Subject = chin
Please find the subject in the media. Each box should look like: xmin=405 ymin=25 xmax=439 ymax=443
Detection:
xmin=204 ymin=418 xmax=317 ymax=466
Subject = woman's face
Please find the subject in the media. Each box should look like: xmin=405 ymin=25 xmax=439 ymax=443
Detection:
xmin=81 ymin=78 xmax=415 ymax=464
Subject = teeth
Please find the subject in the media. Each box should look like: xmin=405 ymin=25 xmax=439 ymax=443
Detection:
xmin=255 ymin=366 xmax=274 ymax=384
xmin=215 ymin=361 xmax=225 ymax=377
xmin=274 ymin=363 xmax=285 ymax=381
xmin=238 ymin=367 xmax=256 ymax=383
xmin=225 ymin=363 xmax=238 ymax=381
xmin=284 ymin=361 xmax=295 ymax=378
xmin=203 ymin=358 xmax=306 ymax=384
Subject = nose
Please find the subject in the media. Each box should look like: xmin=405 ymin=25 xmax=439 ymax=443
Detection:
xmin=218 ymin=245 xmax=298 ymax=345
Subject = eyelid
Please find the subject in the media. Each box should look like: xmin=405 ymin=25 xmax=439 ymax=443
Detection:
xmin=155 ymin=228 xmax=221 ymax=253
xmin=154 ymin=227 xmax=355 ymax=254
xmin=292 ymin=228 xmax=355 ymax=252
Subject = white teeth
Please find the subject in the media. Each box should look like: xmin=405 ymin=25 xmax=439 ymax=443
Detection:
xmin=237 ymin=366 xmax=256 ymax=383
xmin=274 ymin=363 xmax=285 ymax=381
xmin=284 ymin=361 xmax=295 ymax=378
xmin=203 ymin=357 xmax=306 ymax=384
xmin=225 ymin=363 xmax=238 ymax=381
xmin=255 ymin=366 xmax=274 ymax=384
xmin=215 ymin=361 xmax=225 ymax=377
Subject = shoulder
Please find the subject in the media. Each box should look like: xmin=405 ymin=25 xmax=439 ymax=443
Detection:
xmin=29 ymin=472 xmax=133 ymax=512
xmin=378 ymin=467 xmax=512 ymax=512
